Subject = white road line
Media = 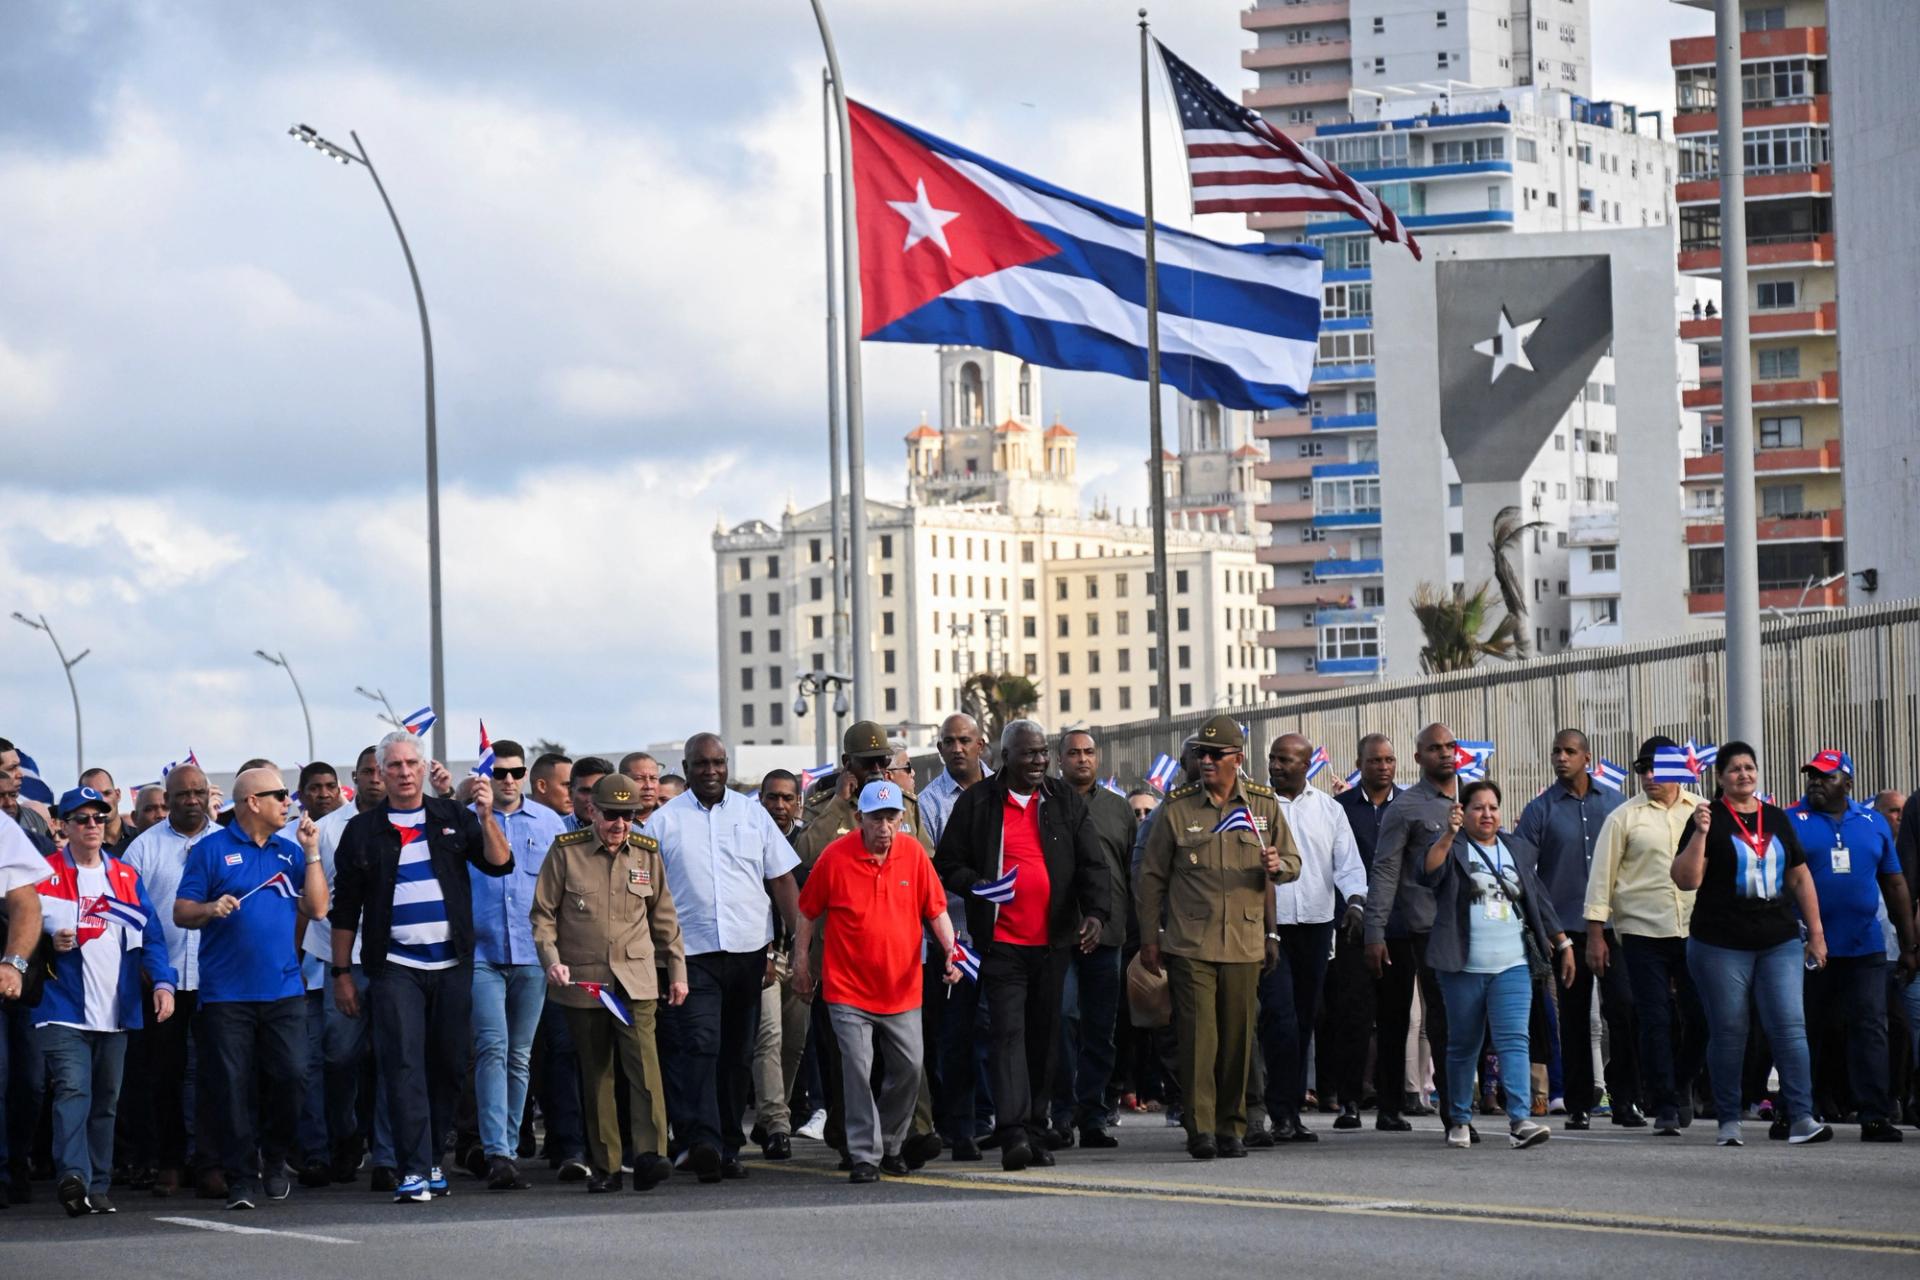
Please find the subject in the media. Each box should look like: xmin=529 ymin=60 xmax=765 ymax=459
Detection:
xmin=1347 ymin=1201 xmax=1413 ymax=1211
xmin=154 ymin=1216 xmax=356 ymax=1244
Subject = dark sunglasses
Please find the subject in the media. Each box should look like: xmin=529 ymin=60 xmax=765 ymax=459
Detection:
xmin=600 ymin=810 xmax=638 ymax=823
xmin=491 ymin=766 xmax=528 ymax=781
xmin=1192 ymin=747 xmax=1238 ymax=762
xmin=249 ymin=789 xmax=291 ymax=804
xmin=67 ymin=812 xmax=111 ymax=827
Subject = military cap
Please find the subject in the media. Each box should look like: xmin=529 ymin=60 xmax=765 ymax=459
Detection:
xmin=842 ymin=720 xmax=891 ymax=760
xmin=591 ymin=772 xmax=643 ymax=814
xmin=1194 ymin=714 xmax=1246 ymax=751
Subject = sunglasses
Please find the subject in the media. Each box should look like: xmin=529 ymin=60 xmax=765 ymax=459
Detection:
xmin=248 ymin=789 xmax=291 ymax=804
xmin=67 ymin=812 xmax=111 ymax=827
xmin=600 ymin=810 xmax=638 ymax=823
xmin=1192 ymin=747 xmax=1239 ymax=762
xmin=491 ymin=766 xmax=528 ymax=781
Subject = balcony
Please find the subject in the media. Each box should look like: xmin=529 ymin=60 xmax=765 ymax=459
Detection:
xmin=1312 ymin=510 xmax=1382 ymax=529
xmin=1679 ymin=232 xmax=1834 ymax=276
xmin=1316 ymin=656 xmax=1382 ymax=676
xmin=1312 ymin=557 xmax=1384 ymax=579
xmin=1255 ymin=500 xmax=1315 ymax=523
xmin=1675 ymin=164 xmax=1833 ymax=206
xmin=1310 ymin=364 xmax=1376 ymax=386
xmin=1312 ymin=412 xmax=1378 ymax=432
xmin=1262 ymin=582 xmax=1367 ymax=607
xmin=1680 ymin=302 xmax=1836 ymax=343
xmin=1243 ymin=2 xmax=1349 ymax=31
xmin=1262 ymin=671 xmax=1358 ymax=693
xmin=1255 ymin=457 xmax=1322 ymax=481
xmin=1244 ymin=39 xmax=1350 ymax=70
xmin=1254 ymin=413 xmax=1316 ymax=439
xmin=1258 ymin=627 xmax=1320 ymax=650
xmin=1673 ymin=95 xmax=1831 ymax=138
xmin=1670 ymin=26 xmax=1828 ymax=68
xmin=1314 ymin=607 xmax=1380 ymax=627
xmin=1684 ymin=510 xmax=1845 ymax=547
xmin=1686 ymin=581 xmax=1847 ymax=616
xmin=1258 ymin=542 xmax=1344 ymax=565
xmin=1682 ymin=440 xmax=1843 ymax=480
xmin=1311 ymin=460 xmax=1378 ymax=480
xmin=1682 ymin=371 xmax=1840 ymax=413
xmin=1246 ymin=80 xmax=1352 ymax=110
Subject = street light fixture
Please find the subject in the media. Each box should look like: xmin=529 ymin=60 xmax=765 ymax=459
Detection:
xmin=794 ymin=671 xmax=854 ymax=764
xmin=254 ymin=649 xmax=315 ymax=763
xmin=355 ymin=685 xmax=404 ymax=729
xmin=11 ymin=612 xmax=88 ymax=779
xmin=288 ymin=121 xmax=447 ymax=766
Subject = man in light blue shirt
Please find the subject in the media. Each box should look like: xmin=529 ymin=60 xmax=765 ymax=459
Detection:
xmin=649 ymin=734 xmax=803 ymax=1182
xmin=466 ymin=738 xmax=565 ymax=1189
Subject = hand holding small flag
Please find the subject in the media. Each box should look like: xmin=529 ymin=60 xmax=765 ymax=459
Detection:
xmin=575 ymin=980 xmax=633 ymax=1027
xmin=971 ymin=868 xmax=1018 ymax=904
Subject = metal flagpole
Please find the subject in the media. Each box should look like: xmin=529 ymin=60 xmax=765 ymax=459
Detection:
xmin=823 ymin=68 xmax=850 ymax=702
xmin=809 ymin=0 xmax=872 ymax=723
xmin=1715 ymin=0 xmax=1762 ymax=755
xmin=1139 ymin=11 xmax=1174 ymax=730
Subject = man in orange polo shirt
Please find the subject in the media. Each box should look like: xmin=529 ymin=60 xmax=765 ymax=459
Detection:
xmin=794 ymin=781 xmax=960 ymax=1184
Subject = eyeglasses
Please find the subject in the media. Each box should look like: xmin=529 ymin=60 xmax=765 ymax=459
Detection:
xmin=1192 ymin=747 xmax=1239 ymax=762
xmin=248 ymin=789 xmax=291 ymax=804
xmin=491 ymin=766 xmax=528 ymax=781
xmin=600 ymin=811 xmax=638 ymax=823
xmin=67 ymin=813 xmax=110 ymax=827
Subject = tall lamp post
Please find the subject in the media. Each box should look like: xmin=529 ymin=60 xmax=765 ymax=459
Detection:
xmin=355 ymin=685 xmax=404 ymax=729
xmin=255 ymin=650 xmax=315 ymax=763
xmin=794 ymin=671 xmax=853 ymax=767
xmin=12 ymin=612 xmax=88 ymax=778
xmin=289 ymin=122 xmax=447 ymax=766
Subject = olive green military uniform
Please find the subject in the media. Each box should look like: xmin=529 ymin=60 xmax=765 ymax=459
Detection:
xmin=531 ymin=773 xmax=686 ymax=1179
xmin=1135 ymin=716 xmax=1302 ymax=1146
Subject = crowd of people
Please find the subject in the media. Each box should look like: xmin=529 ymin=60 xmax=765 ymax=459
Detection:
xmin=0 ymin=711 xmax=1916 ymax=1216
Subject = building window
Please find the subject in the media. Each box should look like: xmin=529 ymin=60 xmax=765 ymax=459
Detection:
xmin=1760 ymin=483 xmax=1805 ymax=518
xmin=1057 ymin=616 xmax=1069 ymax=638
xmin=1756 ymin=347 xmax=1801 ymax=380
xmin=883 ymin=650 xmax=896 ymax=675
xmin=1516 ymin=138 xmax=1537 ymax=164
xmin=1059 ymin=689 xmax=1072 ymax=714
xmin=1756 ymin=280 xmax=1798 ymax=311
xmin=1315 ymin=477 xmax=1383 ymax=515
xmin=1023 ymin=653 xmax=1038 ymax=676
xmin=1178 ymin=683 xmax=1192 ymax=708
xmin=771 ymin=702 xmax=784 ymax=727
xmin=1361 ymin=586 xmax=1385 ymax=607
xmin=742 ymin=704 xmax=754 ymax=727
xmin=1758 ymin=416 xmax=1804 ymax=450
xmin=809 ymin=578 xmax=823 ymax=602
xmin=1021 ymin=578 xmax=1036 ymax=601
xmin=739 ymin=630 xmax=752 ymax=654
xmin=1084 ymin=574 xmax=1098 ymax=599
xmin=1118 ymin=649 xmax=1132 ymax=673
xmin=1055 ymin=579 xmax=1069 ymax=601
xmin=1176 ymin=607 xmax=1190 ymax=632
xmin=1319 ymin=623 xmax=1381 ymax=661
xmin=881 ymin=612 xmax=895 ymax=636
xmin=1449 ymin=533 xmax=1464 ymax=554
xmin=1022 ymin=616 xmax=1037 ymax=639
xmin=884 ymin=687 xmax=898 ymax=713
xmin=1086 ymin=612 xmax=1100 ymax=637
xmin=1088 ymin=652 xmax=1101 ymax=675
xmin=768 ymin=629 xmax=781 ymax=651
xmin=809 ymin=538 xmax=822 ymax=564
xmin=1591 ymin=547 xmax=1617 ymax=572
xmin=1371 ymin=16 xmax=1383 ymax=33
xmin=767 ymin=592 xmax=780 ymax=615
xmin=1177 ymin=644 xmax=1191 ymax=670
xmin=1116 ymin=613 xmax=1130 ymax=636
xmin=1175 ymin=570 xmax=1190 ymax=594
xmin=739 ymin=593 xmax=752 ymax=618
xmin=1435 ymin=9 xmax=1447 ymax=27
xmin=737 ymin=557 xmax=751 ymax=581
xmin=1020 ymin=541 xmax=1035 ymax=563
xmin=1119 ymin=687 xmax=1132 ymax=711
xmin=1057 ymin=653 xmax=1070 ymax=676
xmin=809 ymin=616 xmax=823 ymax=639
xmin=1745 ymin=6 xmax=1786 ymax=32
xmin=766 ymin=556 xmax=779 ymax=578
xmin=741 ymin=668 xmax=754 ymax=691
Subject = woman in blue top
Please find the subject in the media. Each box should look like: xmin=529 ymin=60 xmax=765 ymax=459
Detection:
xmin=1419 ymin=780 xmax=1576 ymax=1150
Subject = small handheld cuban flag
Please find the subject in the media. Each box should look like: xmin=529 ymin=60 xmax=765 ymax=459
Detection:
xmin=14 ymin=753 xmax=53 ymax=806
xmin=972 ymin=867 xmax=1018 ymax=904
xmin=472 ymin=720 xmax=496 ymax=777
xmin=1343 ymin=768 xmax=1362 ymax=790
xmin=1452 ymin=741 xmax=1496 ymax=782
xmin=401 ymin=705 xmax=437 ymax=736
xmin=162 ymin=749 xmax=201 ymax=780
xmin=1212 ymin=806 xmax=1257 ymax=835
xmin=1306 ymin=745 xmax=1330 ymax=781
xmin=798 ymin=762 xmax=836 ymax=790
xmin=237 ymin=871 xmax=297 ymax=903
xmin=1146 ymin=753 xmax=1179 ymax=791
xmin=1650 ymin=744 xmax=1700 ymax=784
xmin=1589 ymin=759 xmax=1627 ymax=794
xmin=577 ymin=981 xmax=633 ymax=1027
xmin=951 ymin=942 xmax=982 ymax=983
xmin=1686 ymin=739 xmax=1719 ymax=774
xmin=84 ymin=895 xmax=148 ymax=933
xmin=1101 ymin=775 xmax=1126 ymax=796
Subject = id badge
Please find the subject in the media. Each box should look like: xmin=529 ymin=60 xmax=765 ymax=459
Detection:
xmin=1831 ymin=846 xmax=1851 ymax=874
xmin=1483 ymin=895 xmax=1510 ymax=923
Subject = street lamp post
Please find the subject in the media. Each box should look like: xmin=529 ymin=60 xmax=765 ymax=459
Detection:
xmin=355 ymin=685 xmax=404 ymax=729
xmin=289 ymin=122 xmax=447 ymax=766
xmin=11 ymin=612 xmax=88 ymax=779
xmin=255 ymin=650 xmax=315 ymax=763
xmin=795 ymin=671 xmax=853 ymax=766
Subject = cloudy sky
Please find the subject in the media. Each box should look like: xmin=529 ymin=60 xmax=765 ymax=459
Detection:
xmin=0 ymin=0 xmax=1706 ymax=788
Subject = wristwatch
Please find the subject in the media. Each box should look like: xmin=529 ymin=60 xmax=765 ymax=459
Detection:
xmin=305 ymin=854 xmax=322 ymax=865
xmin=330 ymin=965 xmax=352 ymax=978
xmin=2 ymin=955 xmax=28 ymax=975
xmin=1554 ymin=938 xmax=1575 ymax=953
xmin=1265 ymin=931 xmax=1283 ymax=943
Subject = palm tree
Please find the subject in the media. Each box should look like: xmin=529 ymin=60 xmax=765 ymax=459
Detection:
xmin=959 ymin=673 xmax=1041 ymax=751
xmin=1411 ymin=581 xmax=1518 ymax=672
xmin=1488 ymin=504 xmax=1547 ymax=658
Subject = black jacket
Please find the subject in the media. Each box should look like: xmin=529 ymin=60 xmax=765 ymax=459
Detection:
xmin=933 ymin=773 xmax=1110 ymax=949
xmin=329 ymin=797 xmax=511 ymax=975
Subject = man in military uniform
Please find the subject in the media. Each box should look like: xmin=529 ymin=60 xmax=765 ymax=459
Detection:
xmin=1136 ymin=715 xmax=1301 ymax=1160
xmin=530 ymin=773 xmax=687 ymax=1194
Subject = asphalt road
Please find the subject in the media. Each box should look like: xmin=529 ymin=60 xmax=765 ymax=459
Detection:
xmin=4 ymin=1118 xmax=1916 ymax=1277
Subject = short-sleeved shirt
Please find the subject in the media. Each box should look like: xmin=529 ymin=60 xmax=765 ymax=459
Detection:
xmin=1682 ymin=800 xmax=1807 ymax=952
xmin=177 ymin=821 xmax=306 ymax=1003
xmin=0 ymin=813 xmax=46 ymax=894
xmin=649 ymin=788 xmax=801 ymax=956
xmin=797 ymin=832 xmax=945 ymax=1015
xmin=1789 ymin=800 xmax=1902 ymax=959
xmin=123 ymin=816 xmax=222 ymax=991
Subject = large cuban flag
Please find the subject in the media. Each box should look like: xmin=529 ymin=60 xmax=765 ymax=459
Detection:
xmin=850 ymin=102 xmax=1322 ymax=410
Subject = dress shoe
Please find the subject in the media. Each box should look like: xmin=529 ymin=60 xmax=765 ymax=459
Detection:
xmin=1565 ymin=1113 xmax=1590 ymax=1131
xmin=951 ymin=1136 xmax=982 ymax=1161
xmin=902 ymin=1131 xmax=944 ymax=1169
xmin=196 ymin=1168 xmax=229 ymax=1200
xmin=762 ymin=1133 xmax=792 ymax=1161
xmin=688 ymin=1144 xmax=723 ymax=1184
xmin=153 ymin=1167 xmax=181 ymax=1197
xmin=1078 ymin=1126 xmax=1118 ymax=1149
xmin=1861 ymin=1119 xmax=1905 ymax=1143
xmin=586 ymin=1171 xmax=623 ymax=1193
xmin=1187 ymin=1134 xmax=1218 ymax=1160
xmin=1333 ymin=1103 xmax=1360 ymax=1131
xmin=719 ymin=1155 xmax=750 ymax=1180
xmin=1288 ymin=1118 xmax=1319 ymax=1143
xmin=330 ymin=1142 xmax=364 ymax=1184
xmin=59 ymin=1175 xmax=93 ymax=1217
xmin=633 ymin=1154 xmax=672 ymax=1190
xmin=1028 ymin=1147 xmax=1056 ymax=1168
xmin=130 ymin=1168 xmax=156 ymax=1191
xmin=298 ymin=1160 xmax=332 ymax=1189
xmin=1001 ymin=1142 xmax=1034 ymax=1172
xmin=837 ymin=1154 xmax=853 ymax=1171
xmin=1375 ymin=1113 xmax=1411 ymax=1133
xmin=1215 ymin=1135 xmax=1247 ymax=1158
xmin=977 ymin=1131 xmax=1002 ymax=1149
xmin=849 ymin=1162 xmax=880 ymax=1184
xmin=749 ymin=1122 xmax=768 ymax=1147
xmin=1242 ymin=1128 xmax=1275 ymax=1149
xmin=1404 ymin=1092 xmax=1435 ymax=1117
xmin=1043 ymin=1125 xmax=1073 ymax=1151
xmin=879 ymin=1154 xmax=911 ymax=1177
xmin=1611 ymin=1103 xmax=1647 ymax=1128
xmin=486 ymin=1156 xmax=530 ymax=1190
xmin=1654 ymin=1110 xmax=1683 ymax=1136
xmin=368 ymin=1166 xmax=398 ymax=1193
xmin=556 ymin=1157 xmax=591 ymax=1183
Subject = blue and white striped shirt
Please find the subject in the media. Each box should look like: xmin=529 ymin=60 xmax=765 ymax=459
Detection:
xmin=385 ymin=808 xmax=454 ymax=970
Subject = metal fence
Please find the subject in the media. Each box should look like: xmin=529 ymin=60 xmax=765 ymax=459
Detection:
xmin=1084 ymin=599 xmax=1920 ymax=804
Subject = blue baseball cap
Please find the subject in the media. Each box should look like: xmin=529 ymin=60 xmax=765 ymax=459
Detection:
xmin=57 ymin=786 xmax=111 ymax=818
xmin=1802 ymin=749 xmax=1854 ymax=776
xmin=857 ymin=780 xmax=904 ymax=814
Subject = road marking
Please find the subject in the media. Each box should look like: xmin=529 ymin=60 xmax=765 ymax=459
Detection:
xmin=154 ymin=1216 xmax=357 ymax=1244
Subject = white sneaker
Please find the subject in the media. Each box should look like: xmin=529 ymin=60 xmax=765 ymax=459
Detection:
xmin=1509 ymin=1120 xmax=1550 ymax=1149
xmin=1446 ymin=1125 xmax=1472 ymax=1149
xmin=1716 ymin=1121 xmax=1744 ymax=1147
xmin=795 ymin=1110 xmax=828 ymax=1142
xmin=1787 ymin=1117 xmax=1833 ymax=1145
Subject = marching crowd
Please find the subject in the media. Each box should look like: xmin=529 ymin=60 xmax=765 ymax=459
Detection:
xmin=0 ymin=709 xmax=1916 ymax=1217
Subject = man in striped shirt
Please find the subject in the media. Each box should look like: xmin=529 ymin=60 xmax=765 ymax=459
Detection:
xmin=330 ymin=731 xmax=512 ymax=1203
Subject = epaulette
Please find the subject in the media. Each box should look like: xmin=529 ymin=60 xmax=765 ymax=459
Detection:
xmin=626 ymin=832 xmax=660 ymax=852
xmin=1241 ymin=780 xmax=1276 ymax=799
xmin=556 ymin=828 xmax=594 ymax=845
xmin=1168 ymin=781 xmax=1201 ymax=801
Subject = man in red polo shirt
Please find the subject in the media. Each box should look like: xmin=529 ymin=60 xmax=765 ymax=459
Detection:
xmin=794 ymin=780 xmax=959 ymax=1184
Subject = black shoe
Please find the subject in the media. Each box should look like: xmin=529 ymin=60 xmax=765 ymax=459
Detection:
xmin=1404 ymin=1092 xmax=1435 ymax=1117
xmin=1565 ymin=1113 xmax=1590 ymax=1131
xmin=1333 ymin=1103 xmax=1360 ymax=1131
xmin=1078 ymin=1126 xmax=1118 ymax=1149
xmin=263 ymin=1165 xmax=292 ymax=1201
xmin=951 ymin=1136 xmax=982 ymax=1161
xmin=369 ymin=1166 xmax=398 ymax=1193
xmin=1468 ymin=1125 xmax=1482 ymax=1145
xmin=762 ymin=1133 xmax=792 ymax=1161
xmin=1244 ymin=1127 xmax=1276 ymax=1149
xmin=633 ymin=1154 xmax=671 ymax=1190
xmin=462 ymin=1145 xmax=489 ymax=1181
xmin=1375 ymin=1113 xmax=1411 ymax=1133
xmin=486 ymin=1156 xmax=530 ymax=1190
xmin=1028 ymin=1147 xmax=1056 ymax=1168
xmin=1187 ymin=1134 xmax=1218 ymax=1161
xmin=879 ymin=1154 xmax=910 ymax=1177
xmin=298 ymin=1160 xmax=332 ymax=1189
xmin=688 ymin=1144 xmax=723 ymax=1184
xmin=849 ymin=1162 xmax=880 ymax=1184
xmin=586 ymin=1171 xmax=623 ymax=1193
xmin=1769 ymin=1118 xmax=1790 ymax=1141
xmin=89 ymin=1192 xmax=117 ymax=1214
xmin=902 ymin=1131 xmax=944 ymax=1169
xmin=59 ymin=1175 xmax=92 ymax=1217
xmin=836 ymin=1154 xmax=853 ymax=1171
xmin=1288 ymin=1118 xmax=1320 ymax=1143
xmin=329 ymin=1142 xmax=364 ymax=1184
xmin=1677 ymin=1099 xmax=1695 ymax=1129
xmin=1216 ymin=1135 xmax=1247 ymax=1158
xmin=719 ymin=1155 xmax=749 ymax=1181
xmin=1042 ymin=1125 xmax=1073 ymax=1151
xmin=976 ymin=1132 xmax=1002 ymax=1150
xmin=1654 ymin=1110 xmax=1683 ymax=1136
xmin=1001 ymin=1142 xmax=1034 ymax=1172
xmin=1862 ymin=1120 xmax=1905 ymax=1143
xmin=1611 ymin=1103 xmax=1647 ymax=1128
xmin=555 ymin=1157 xmax=590 ymax=1183
xmin=196 ymin=1168 xmax=228 ymax=1200
xmin=749 ymin=1122 xmax=768 ymax=1147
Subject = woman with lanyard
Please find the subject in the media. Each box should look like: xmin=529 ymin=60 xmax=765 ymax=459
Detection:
xmin=1673 ymin=740 xmax=1832 ymax=1147
xmin=1418 ymin=780 xmax=1576 ymax=1150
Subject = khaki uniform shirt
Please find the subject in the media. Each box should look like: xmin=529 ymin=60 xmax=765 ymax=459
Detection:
xmin=1582 ymin=790 xmax=1705 ymax=939
xmin=531 ymin=828 xmax=686 ymax=1004
xmin=1136 ymin=779 xmax=1301 ymax=964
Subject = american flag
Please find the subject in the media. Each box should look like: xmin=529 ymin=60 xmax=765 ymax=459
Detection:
xmin=576 ymin=981 xmax=632 ymax=1027
xmin=401 ymin=706 xmax=437 ymax=736
xmin=1156 ymin=40 xmax=1420 ymax=259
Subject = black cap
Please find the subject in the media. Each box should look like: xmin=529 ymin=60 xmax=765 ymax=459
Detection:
xmin=1633 ymin=735 xmax=1679 ymax=771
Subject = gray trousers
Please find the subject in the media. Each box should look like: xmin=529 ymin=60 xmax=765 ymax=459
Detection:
xmin=827 ymin=1003 xmax=923 ymax=1165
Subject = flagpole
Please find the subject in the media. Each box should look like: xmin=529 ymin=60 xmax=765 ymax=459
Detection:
xmin=1139 ymin=11 xmax=1173 ymax=732
xmin=809 ymin=0 xmax=872 ymax=724
xmin=822 ymin=68 xmax=850 ymax=711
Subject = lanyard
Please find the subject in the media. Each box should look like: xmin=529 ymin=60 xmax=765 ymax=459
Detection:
xmin=1725 ymin=802 xmax=1768 ymax=856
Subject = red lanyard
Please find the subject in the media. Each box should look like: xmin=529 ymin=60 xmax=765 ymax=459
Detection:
xmin=1724 ymin=801 xmax=1767 ymax=855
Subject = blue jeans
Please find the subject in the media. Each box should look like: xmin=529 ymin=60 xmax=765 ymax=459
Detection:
xmin=471 ymin=960 xmax=546 ymax=1158
xmin=1 ymin=1003 xmax=44 ymax=1167
xmin=299 ymin=988 xmax=329 ymax=1163
xmin=40 ymin=1026 xmax=129 ymax=1195
xmin=325 ymin=966 xmax=393 ymax=1166
xmin=1436 ymin=964 xmax=1533 ymax=1128
xmin=1688 ymin=937 xmax=1813 ymax=1125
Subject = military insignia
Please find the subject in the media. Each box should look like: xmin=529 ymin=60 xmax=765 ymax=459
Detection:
xmin=573 ymin=896 xmax=587 ymax=911
xmin=1188 ymin=851 xmax=1199 ymax=865
xmin=1184 ymin=824 xmax=1204 ymax=833
xmin=1253 ymin=816 xmax=1269 ymax=833
xmin=629 ymin=867 xmax=650 ymax=886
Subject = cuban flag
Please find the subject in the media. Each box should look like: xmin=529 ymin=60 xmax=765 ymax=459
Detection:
xmin=850 ymin=101 xmax=1321 ymax=411
xmin=951 ymin=941 xmax=982 ymax=983
xmin=84 ymin=895 xmax=148 ymax=933
xmin=1212 ymin=806 xmax=1257 ymax=835
xmin=1452 ymin=741 xmax=1496 ymax=782
xmin=401 ymin=706 xmax=437 ymax=736
xmin=238 ymin=870 xmax=297 ymax=903
xmin=1145 ymin=753 xmax=1179 ymax=791
xmin=971 ymin=868 xmax=1018 ymax=904
xmin=472 ymin=720 xmax=495 ymax=777
xmin=798 ymin=762 xmax=837 ymax=790
xmin=1101 ymin=775 xmax=1126 ymax=796
xmin=14 ymin=753 xmax=53 ymax=806
xmin=1589 ymin=759 xmax=1627 ymax=794
xmin=1342 ymin=768 xmax=1361 ymax=790
xmin=1735 ymin=834 xmax=1786 ymax=900
xmin=1686 ymin=739 xmax=1719 ymax=775
xmin=1650 ymin=745 xmax=1701 ymax=784
xmin=161 ymin=749 xmax=201 ymax=780
xmin=1306 ymin=745 xmax=1330 ymax=781
xmin=577 ymin=981 xmax=633 ymax=1027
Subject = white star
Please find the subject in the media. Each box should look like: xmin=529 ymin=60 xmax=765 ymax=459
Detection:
xmin=887 ymin=179 xmax=961 ymax=257
xmin=1472 ymin=307 xmax=1544 ymax=383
